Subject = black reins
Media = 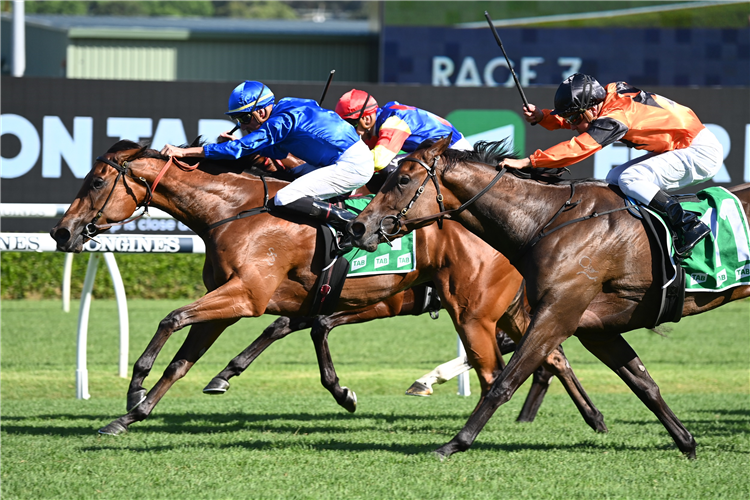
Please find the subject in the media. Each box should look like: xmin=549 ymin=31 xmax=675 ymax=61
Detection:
xmin=378 ymin=155 xmax=633 ymax=252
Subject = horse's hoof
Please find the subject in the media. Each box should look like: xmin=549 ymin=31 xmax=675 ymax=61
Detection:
xmin=203 ymin=377 xmax=230 ymax=394
xmin=405 ymin=381 xmax=432 ymax=397
xmin=126 ymin=389 xmax=147 ymax=412
xmin=434 ymin=446 xmax=451 ymax=462
xmin=98 ymin=421 xmax=128 ymax=436
xmin=342 ymin=387 xmax=357 ymax=413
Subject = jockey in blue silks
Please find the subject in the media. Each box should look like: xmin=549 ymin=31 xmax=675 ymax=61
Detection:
xmin=160 ymin=81 xmax=374 ymax=250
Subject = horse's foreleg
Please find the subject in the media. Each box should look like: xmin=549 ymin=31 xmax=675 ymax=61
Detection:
xmin=101 ymin=319 xmax=232 ymax=435
xmin=496 ymin=293 xmax=606 ymax=432
xmin=578 ymin=333 xmax=696 ymax=458
xmin=435 ymin=306 xmax=574 ymax=460
xmin=128 ymin=311 xmax=233 ymax=411
xmin=204 ymin=316 xmax=313 ymax=394
xmin=124 ymin=279 xmax=268 ymax=412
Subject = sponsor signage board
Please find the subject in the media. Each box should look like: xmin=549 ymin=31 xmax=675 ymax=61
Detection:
xmin=2 ymin=78 xmax=748 ymax=234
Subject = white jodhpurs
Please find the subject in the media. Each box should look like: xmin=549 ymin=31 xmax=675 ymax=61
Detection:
xmin=605 ymin=127 xmax=723 ymax=204
xmin=274 ymin=140 xmax=374 ymax=205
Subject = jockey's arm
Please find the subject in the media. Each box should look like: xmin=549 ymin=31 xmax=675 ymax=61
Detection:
xmin=160 ymin=144 xmax=205 ymax=158
xmin=371 ymin=116 xmax=411 ymax=171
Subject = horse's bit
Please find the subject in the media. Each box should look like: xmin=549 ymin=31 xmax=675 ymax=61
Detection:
xmin=378 ymin=155 xmax=446 ymax=242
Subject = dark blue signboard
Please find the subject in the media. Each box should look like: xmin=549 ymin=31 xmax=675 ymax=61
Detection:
xmin=382 ymin=27 xmax=750 ymax=87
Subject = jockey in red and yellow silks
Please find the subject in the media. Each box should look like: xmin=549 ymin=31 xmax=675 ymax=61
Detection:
xmin=335 ymin=89 xmax=472 ymax=172
xmin=498 ymin=73 xmax=723 ymax=257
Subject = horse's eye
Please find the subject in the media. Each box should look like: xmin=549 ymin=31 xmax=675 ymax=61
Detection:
xmin=399 ymin=176 xmax=410 ymax=185
xmin=91 ymin=177 xmax=106 ymax=190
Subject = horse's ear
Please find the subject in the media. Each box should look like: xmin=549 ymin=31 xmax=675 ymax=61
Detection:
xmin=425 ymin=134 xmax=452 ymax=160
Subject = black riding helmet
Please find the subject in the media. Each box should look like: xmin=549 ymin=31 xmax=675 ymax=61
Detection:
xmin=551 ymin=74 xmax=606 ymax=117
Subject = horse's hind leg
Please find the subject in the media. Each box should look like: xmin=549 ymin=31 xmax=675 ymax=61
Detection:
xmin=309 ymin=315 xmax=359 ymax=413
xmin=578 ymin=333 xmax=696 ymax=458
xmin=100 ymin=319 xmax=233 ymax=435
xmin=204 ymin=316 xmax=313 ymax=394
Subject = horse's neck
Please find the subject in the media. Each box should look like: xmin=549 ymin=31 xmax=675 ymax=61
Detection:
xmin=139 ymin=161 xmax=269 ymax=231
xmin=445 ymin=164 xmax=570 ymax=259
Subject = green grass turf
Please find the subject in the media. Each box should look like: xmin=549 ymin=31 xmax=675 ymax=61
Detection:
xmin=2 ymin=299 xmax=748 ymax=499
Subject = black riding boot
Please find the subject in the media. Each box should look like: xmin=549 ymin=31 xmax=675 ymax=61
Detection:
xmin=274 ymin=196 xmax=355 ymax=254
xmin=648 ymin=190 xmax=710 ymax=256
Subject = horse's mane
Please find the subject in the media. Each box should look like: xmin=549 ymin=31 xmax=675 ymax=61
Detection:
xmin=439 ymin=139 xmax=568 ymax=184
xmin=107 ymin=137 xmax=268 ymax=177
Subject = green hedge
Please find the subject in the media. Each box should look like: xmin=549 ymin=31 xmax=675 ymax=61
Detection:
xmin=1 ymin=252 xmax=206 ymax=300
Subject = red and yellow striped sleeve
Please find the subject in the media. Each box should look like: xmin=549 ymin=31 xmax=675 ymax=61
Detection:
xmin=371 ymin=116 xmax=412 ymax=171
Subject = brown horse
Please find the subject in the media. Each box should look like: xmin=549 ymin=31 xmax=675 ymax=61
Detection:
xmin=50 ymin=140 xmax=604 ymax=436
xmin=350 ymin=136 xmax=750 ymax=459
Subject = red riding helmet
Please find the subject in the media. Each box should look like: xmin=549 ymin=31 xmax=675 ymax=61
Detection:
xmin=335 ymin=89 xmax=379 ymax=124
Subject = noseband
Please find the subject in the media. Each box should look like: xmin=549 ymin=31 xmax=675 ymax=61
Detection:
xmin=378 ymin=155 xmax=446 ymax=241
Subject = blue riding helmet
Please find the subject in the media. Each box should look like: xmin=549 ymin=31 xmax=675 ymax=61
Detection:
xmin=225 ymin=81 xmax=275 ymax=116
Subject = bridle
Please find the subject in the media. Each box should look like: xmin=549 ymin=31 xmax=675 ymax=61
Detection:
xmin=84 ymin=154 xmax=197 ymax=238
xmin=377 ymin=154 xmax=507 ymax=243
xmin=377 ymin=155 xmax=445 ymax=242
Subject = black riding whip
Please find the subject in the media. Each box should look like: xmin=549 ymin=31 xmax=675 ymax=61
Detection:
xmin=484 ymin=11 xmax=530 ymax=111
xmin=227 ymin=69 xmax=336 ymax=136
xmin=318 ymin=69 xmax=336 ymax=106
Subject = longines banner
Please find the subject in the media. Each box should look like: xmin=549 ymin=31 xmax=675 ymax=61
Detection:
xmin=1 ymin=77 xmax=749 ymax=234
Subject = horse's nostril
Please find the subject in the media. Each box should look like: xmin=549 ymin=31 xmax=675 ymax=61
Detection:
xmin=350 ymin=222 xmax=366 ymax=238
xmin=51 ymin=227 xmax=71 ymax=245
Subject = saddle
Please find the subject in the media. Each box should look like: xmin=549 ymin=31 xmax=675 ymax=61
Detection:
xmin=308 ymin=221 xmax=441 ymax=319
xmin=636 ymin=204 xmax=686 ymax=327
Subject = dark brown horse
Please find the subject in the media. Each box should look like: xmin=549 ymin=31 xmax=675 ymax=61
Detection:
xmin=350 ymin=136 xmax=750 ymax=459
xmin=50 ymin=140 xmax=604 ymax=436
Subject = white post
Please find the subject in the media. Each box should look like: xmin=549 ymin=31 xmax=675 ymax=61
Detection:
xmin=12 ymin=0 xmax=25 ymax=78
xmin=76 ymin=253 xmax=100 ymax=400
xmin=103 ymin=253 xmax=129 ymax=378
xmin=62 ymin=253 xmax=73 ymax=312
xmin=457 ymin=335 xmax=471 ymax=396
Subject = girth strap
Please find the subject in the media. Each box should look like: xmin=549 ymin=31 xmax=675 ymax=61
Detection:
xmin=524 ymin=182 xmax=630 ymax=249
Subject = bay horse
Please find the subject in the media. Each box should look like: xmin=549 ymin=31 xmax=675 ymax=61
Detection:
xmin=49 ymin=139 xmax=605 ymax=436
xmin=350 ymin=135 xmax=750 ymax=459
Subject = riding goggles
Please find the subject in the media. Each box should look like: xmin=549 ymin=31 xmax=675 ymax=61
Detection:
xmin=562 ymin=112 xmax=585 ymax=126
xmin=233 ymin=113 xmax=255 ymax=125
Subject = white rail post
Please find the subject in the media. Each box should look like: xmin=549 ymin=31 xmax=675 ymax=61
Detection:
xmin=457 ymin=335 xmax=471 ymax=396
xmin=62 ymin=253 xmax=73 ymax=312
xmin=102 ymin=253 xmax=129 ymax=378
xmin=12 ymin=0 xmax=25 ymax=78
xmin=76 ymin=253 xmax=100 ymax=400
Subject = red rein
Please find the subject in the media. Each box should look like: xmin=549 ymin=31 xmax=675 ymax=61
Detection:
xmin=92 ymin=156 xmax=199 ymax=233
